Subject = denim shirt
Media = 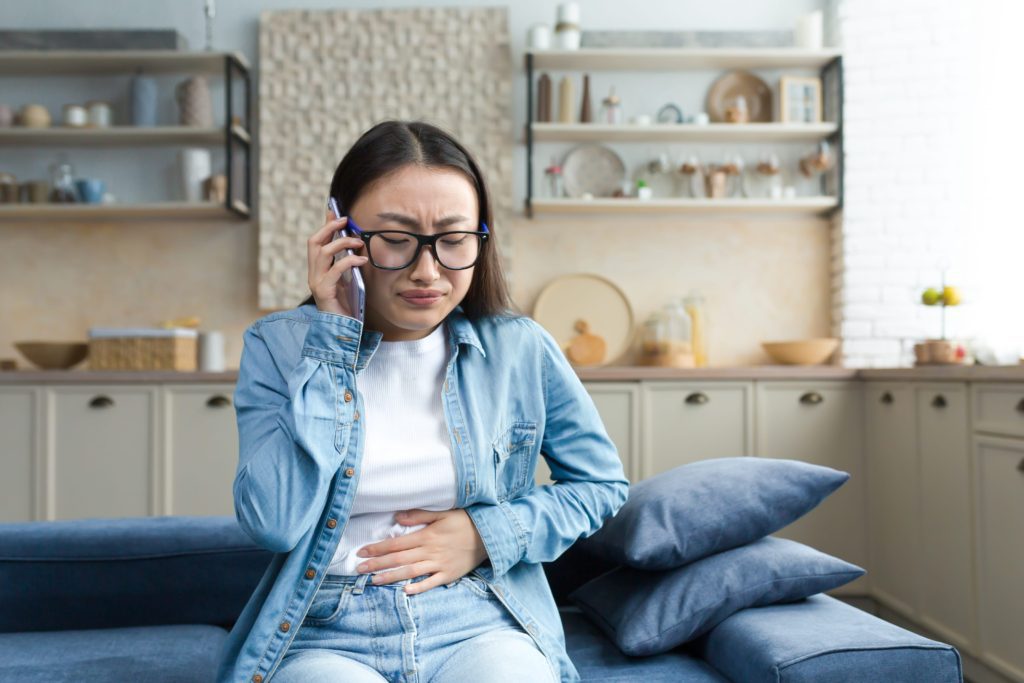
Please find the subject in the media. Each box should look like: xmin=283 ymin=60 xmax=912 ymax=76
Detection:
xmin=215 ymin=302 xmax=630 ymax=683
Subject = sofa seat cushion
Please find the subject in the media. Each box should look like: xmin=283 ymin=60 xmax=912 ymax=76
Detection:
xmin=0 ymin=624 xmax=227 ymax=683
xmin=695 ymin=594 xmax=963 ymax=683
xmin=560 ymin=607 xmax=728 ymax=682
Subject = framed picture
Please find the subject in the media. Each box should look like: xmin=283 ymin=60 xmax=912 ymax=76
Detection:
xmin=779 ymin=76 xmax=823 ymax=123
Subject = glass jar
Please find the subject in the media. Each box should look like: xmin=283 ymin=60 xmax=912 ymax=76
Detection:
xmin=599 ymin=87 xmax=622 ymax=124
xmin=49 ymin=162 xmax=78 ymax=203
xmin=683 ymin=292 xmax=709 ymax=367
xmin=639 ymin=302 xmax=694 ymax=367
xmin=544 ymin=157 xmax=563 ymax=198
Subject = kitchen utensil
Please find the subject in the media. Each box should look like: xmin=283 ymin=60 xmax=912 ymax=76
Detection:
xmin=566 ymin=319 xmax=607 ymax=366
xmin=561 ymin=144 xmax=626 ymax=198
xmin=533 ymin=273 xmax=634 ymax=366
xmin=49 ymin=162 xmax=78 ymax=203
xmin=86 ymin=100 xmax=113 ymax=127
xmin=19 ymin=104 xmax=51 ymax=128
xmin=0 ymin=172 xmax=18 ymax=203
xmin=198 ymin=330 xmax=226 ymax=371
xmin=178 ymin=148 xmax=211 ymax=201
xmin=203 ymin=174 xmax=227 ymax=202
xmin=555 ymin=3 xmax=581 ymax=49
xmin=62 ymin=104 xmax=87 ymax=127
xmin=14 ymin=341 xmax=89 ymax=370
xmin=21 ymin=180 xmax=49 ymax=203
xmin=707 ymin=70 xmax=772 ymax=123
xmin=175 ymin=75 xmax=213 ymax=127
xmin=75 ymin=178 xmax=105 ymax=204
xmin=528 ymin=23 xmax=551 ymax=49
xmin=761 ymin=338 xmax=839 ymax=365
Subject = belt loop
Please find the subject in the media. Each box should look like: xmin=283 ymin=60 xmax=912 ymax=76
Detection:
xmin=352 ymin=572 xmax=371 ymax=595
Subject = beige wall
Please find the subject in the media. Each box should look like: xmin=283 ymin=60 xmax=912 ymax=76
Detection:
xmin=0 ymin=212 xmax=831 ymax=370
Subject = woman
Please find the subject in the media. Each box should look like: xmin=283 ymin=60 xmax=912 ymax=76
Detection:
xmin=216 ymin=120 xmax=629 ymax=683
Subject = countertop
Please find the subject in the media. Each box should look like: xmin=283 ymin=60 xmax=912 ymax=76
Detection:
xmin=1 ymin=364 xmax=1023 ymax=383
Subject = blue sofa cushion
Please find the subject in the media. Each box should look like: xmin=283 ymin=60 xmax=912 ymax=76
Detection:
xmin=694 ymin=593 xmax=963 ymax=682
xmin=0 ymin=516 xmax=273 ymax=633
xmin=569 ymin=536 xmax=865 ymax=656
xmin=576 ymin=457 xmax=849 ymax=570
xmin=560 ymin=607 xmax=728 ymax=682
xmin=0 ymin=624 xmax=227 ymax=683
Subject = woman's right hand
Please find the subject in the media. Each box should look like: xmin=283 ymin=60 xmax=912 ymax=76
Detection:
xmin=307 ymin=211 xmax=369 ymax=317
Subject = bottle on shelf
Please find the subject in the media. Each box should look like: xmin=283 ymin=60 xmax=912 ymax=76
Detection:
xmin=558 ymin=76 xmax=575 ymax=123
xmin=683 ymin=292 xmax=709 ymax=367
xmin=579 ymin=73 xmax=593 ymax=123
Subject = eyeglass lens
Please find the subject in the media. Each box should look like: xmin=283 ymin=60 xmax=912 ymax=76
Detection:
xmin=368 ymin=232 xmax=482 ymax=269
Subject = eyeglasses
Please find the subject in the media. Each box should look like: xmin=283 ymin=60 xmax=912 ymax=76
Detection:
xmin=344 ymin=215 xmax=490 ymax=271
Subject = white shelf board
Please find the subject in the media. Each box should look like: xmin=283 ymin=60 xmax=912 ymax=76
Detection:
xmin=530 ymin=122 xmax=838 ymax=143
xmin=529 ymin=197 xmax=839 ymax=216
xmin=0 ymin=125 xmax=250 ymax=147
xmin=0 ymin=201 xmax=250 ymax=221
xmin=527 ymin=48 xmax=842 ymax=71
xmin=0 ymin=50 xmax=249 ymax=75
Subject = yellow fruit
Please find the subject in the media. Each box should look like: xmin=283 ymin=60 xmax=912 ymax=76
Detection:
xmin=942 ymin=286 xmax=961 ymax=306
xmin=921 ymin=288 xmax=941 ymax=306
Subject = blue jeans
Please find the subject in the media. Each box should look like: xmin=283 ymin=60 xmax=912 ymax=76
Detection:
xmin=274 ymin=570 xmax=557 ymax=683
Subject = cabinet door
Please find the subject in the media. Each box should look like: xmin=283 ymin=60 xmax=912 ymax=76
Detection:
xmin=641 ymin=382 xmax=753 ymax=480
xmin=48 ymin=385 xmax=157 ymax=519
xmin=755 ymin=381 xmax=866 ymax=594
xmin=864 ymin=383 xmax=920 ymax=616
xmin=973 ymin=435 xmax=1024 ymax=681
xmin=0 ymin=387 xmax=38 ymax=521
xmin=163 ymin=384 xmax=238 ymax=516
xmin=972 ymin=382 xmax=1024 ymax=439
xmin=567 ymin=382 xmax=638 ymax=485
xmin=916 ymin=383 xmax=975 ymax=651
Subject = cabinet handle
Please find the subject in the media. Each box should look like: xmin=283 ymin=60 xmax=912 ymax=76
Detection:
xmin=89 ymin=395 xmax=114 ymax=409
xmin=800 ymin=391 xmax=824 ymax=405
xmin=685 ymin=392 xmax=710 ymax=405
xmin=1018 ymin=457 xmax=1024 ymax=473
xmin=1016 ymin=398 xmax=1024 ymax=414
xmin=206 ymin=395 xmax=232 ymax=408
xmin=880 ymin=391 xmax=894 ymax=405
xmin=932 ymin=395 xmax=947 ymax=409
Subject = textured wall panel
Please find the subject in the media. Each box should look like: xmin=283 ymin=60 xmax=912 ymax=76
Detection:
xmin=257 ymin=7 xmax=513 ymax=310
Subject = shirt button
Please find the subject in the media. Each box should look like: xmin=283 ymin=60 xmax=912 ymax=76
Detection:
xmin=305 ymin=568 xmax=316 ymax=579
xmin=279 ymin=621 xmax=290 ymax=632
xmin=353 ymin=410 xmax=360 ymax=421
xmin=326 ymin=519 xmax=337 ymax=529
xmin=252 ymin=675 xmax=263 ymax=683
xmin=345 ymin=467 xmax=355 ymax=477
xmin=344 ymin=391 xmax=353 ymax=402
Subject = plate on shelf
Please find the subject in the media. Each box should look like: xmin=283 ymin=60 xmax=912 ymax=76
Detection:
xmin=561 ymin=144 xmax=626 ymax=198
xmin=706 ymin=70 xmax=773 ymax=123
xmin=532 ymin=273 xmax=635 ymax=366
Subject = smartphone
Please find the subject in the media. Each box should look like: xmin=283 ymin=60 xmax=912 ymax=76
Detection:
xmin=328 ymin=197 xmax=365 ymax=323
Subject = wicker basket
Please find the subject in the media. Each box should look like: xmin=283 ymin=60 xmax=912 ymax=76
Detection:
xmin=88 ymin=327 xmax=197 ymax=371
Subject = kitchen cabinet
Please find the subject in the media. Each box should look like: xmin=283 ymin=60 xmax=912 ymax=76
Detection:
xmin=162 ymin=384 xmax=238 ymax=516
xmin=864 ymin=383 xmax=920 ymax=617
xmin=972 ymin=434 xmax=1024 ymax=682
xmin=48 ymin=385 xmax=158 ymax=519
xmin=641 ymin=382 xmax=753 ymax=479
xmin=0 ymin=387 xmax=38 ymax=522
xmin=915 ymin=383 xmax=975 ymax=651
xmin=972 ymin=382 xmax=1024 ymax=439
xmin=755 ymin=381 xmax=867 ymax=595
xmin=575 ymin=382 xmax=640 ymax=484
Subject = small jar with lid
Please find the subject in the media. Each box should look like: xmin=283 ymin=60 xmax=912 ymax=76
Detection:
xmin=544 ymin=157 xmax=563 ymax=198
xmin=639 ymin=302 xmax=695 ymax=367
xmin=599 ymin=87 xmax=622 ymax=124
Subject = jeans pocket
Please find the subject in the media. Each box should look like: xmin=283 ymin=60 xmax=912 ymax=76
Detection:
xmin=459 ymin=573 xmax=495 ymax=600
xmin=303 ymin=582 xmax=352 ymax=625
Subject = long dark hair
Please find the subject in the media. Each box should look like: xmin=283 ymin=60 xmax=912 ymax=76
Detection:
xmin=299 ymin=120 xmax=520 ymax=321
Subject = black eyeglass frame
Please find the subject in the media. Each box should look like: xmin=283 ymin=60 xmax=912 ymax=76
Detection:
xmin=344 ymin=215 xmax=491 ymax=271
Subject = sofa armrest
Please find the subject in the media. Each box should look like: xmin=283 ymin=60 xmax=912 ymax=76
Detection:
xmin=0 ymin=515 xmax=273 ymax=634
xmin=694 ymin=593 xmax=963 ymax=683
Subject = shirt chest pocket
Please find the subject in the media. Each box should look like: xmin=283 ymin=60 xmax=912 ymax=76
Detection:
xmin=492 ymin=421 xmax=538 ymax=501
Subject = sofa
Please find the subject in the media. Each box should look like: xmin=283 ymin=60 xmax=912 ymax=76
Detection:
xmin=0 ymin=515 xmax=963 ymax=682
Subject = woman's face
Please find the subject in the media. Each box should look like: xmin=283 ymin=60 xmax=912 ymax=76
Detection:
xmin=347 ymin=164 xmax=480 ymax=342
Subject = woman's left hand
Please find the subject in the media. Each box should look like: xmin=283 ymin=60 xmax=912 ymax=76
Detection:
xmin=354 ymin=509 xmax=489 ymax=594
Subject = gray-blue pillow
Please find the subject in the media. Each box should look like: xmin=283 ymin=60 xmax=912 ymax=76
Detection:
xmin=568 ymin=536 xmax=865 ymax=656
xmin=577 ymin=457 xmax=849 ymax=570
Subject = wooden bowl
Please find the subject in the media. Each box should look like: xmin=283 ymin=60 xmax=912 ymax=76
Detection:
xmin=14 ymin=341 xmax=89 ymax=369
xmin=761 ymin=338 xmax=839 ymax=365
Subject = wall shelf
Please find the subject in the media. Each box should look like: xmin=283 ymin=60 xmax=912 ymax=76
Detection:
xmin=531 ymin=197 xmax=838 ymax=216
xmin=0 ymin=201 xmax=250 ymax=221
xmin=524 ymin=48 xmax=844 ymax=217
xmin=0 ymin=124 xmax=250 ymax=147
xmin=0 ymin=50 xmax=250 ymax=75
xmin=531 ymin=122 xmax=838 ymax=143
xmin=528 ymin=48 xmax=842 ymax=71
xmin=0 ymin=50 xmax=252 ymax=220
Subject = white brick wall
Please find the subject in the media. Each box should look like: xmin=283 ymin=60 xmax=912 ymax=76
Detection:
xmin=830 ymin=0 xmax=971 ymax=367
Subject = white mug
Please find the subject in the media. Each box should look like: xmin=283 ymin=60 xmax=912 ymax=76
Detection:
xmin=198 ymin=330 xmax=225 ymax=372
xmin=178 ymin=148 xmax=212 ymax=202
xmin=528 ymin=23 xmax=551 ymax=50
